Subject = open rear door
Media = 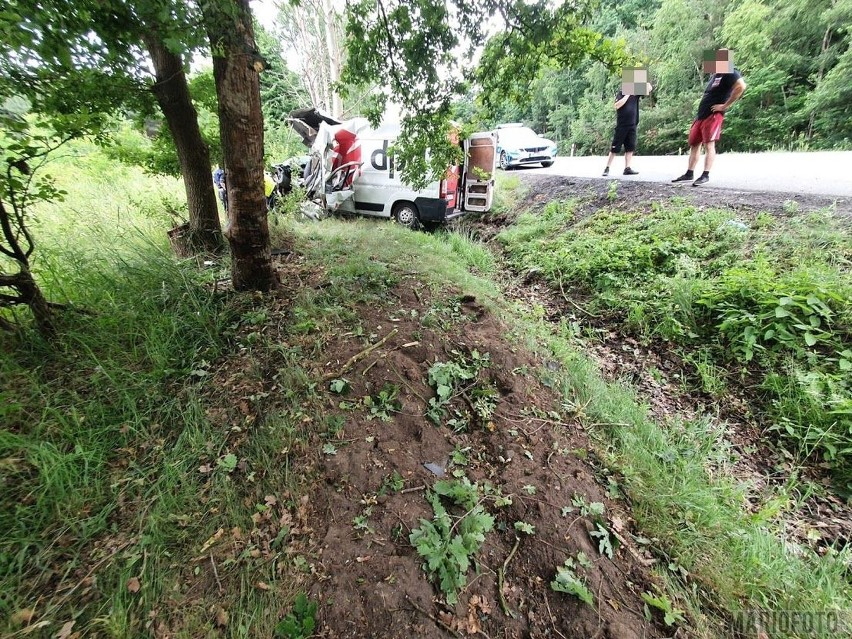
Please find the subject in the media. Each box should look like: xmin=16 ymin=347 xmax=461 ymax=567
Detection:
xmin=462 ymin=132 xmax=497 ymax=212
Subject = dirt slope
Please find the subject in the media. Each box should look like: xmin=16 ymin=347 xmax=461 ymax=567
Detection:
xmin=290 ymin=272 xmax=666 ymax=638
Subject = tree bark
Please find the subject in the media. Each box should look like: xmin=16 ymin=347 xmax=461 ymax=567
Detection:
xmin=143 ymin=34 xmax=225 ymax=254
xmin=0 ymin=199 xmax=54 ymax=337
xmin=15 ymin=267 xmax=55 ymax=337
xmin=205 ymin=0 xmax=277 ymax=292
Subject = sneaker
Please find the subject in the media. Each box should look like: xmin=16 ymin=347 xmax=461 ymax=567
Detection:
xmin=672 ymin=172 xmax=693 ymax=183
xmin=623 ymin=167 xmax=639 ymax=175
xmin=692 ymin=174 xmax=709 ymax=186
xmin=602 ymin=167 xmax=609 ymax=176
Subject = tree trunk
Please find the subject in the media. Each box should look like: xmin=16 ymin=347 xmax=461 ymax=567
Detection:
xmin=320 ymin=0 xmax=343 ymax=117
xmin=205 ymin=0 xmax=277 ymax=292
xmin=16 ymin=267 xmax=55 ymax=337
xmin=143 ymin=34 xmax=225 ymax=254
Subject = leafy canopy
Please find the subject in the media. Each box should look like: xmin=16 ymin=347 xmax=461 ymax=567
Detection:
xmin=341 ymin=0 xmax=629 ymax=187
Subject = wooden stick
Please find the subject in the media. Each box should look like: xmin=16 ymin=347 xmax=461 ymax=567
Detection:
xmin=321 ymin=328 xmax=398 ymax=382
xmin=497 ymin=537 xmax=521 ymax=619
xmin=400 ymin=485 xmax=426 ymax=494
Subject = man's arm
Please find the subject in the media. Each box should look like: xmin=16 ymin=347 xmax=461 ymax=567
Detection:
xmin=711 ymin=78 xmax=746 ymax=113
xmin=614 ymin=94 xmax=630 ymax=109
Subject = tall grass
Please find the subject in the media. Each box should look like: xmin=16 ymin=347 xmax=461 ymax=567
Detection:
xmin=1 ymin=146 xmax=309 ymax=637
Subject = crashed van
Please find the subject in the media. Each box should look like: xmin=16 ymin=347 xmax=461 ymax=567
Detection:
xmin=288 ymin=108 xmax=497 ymax=228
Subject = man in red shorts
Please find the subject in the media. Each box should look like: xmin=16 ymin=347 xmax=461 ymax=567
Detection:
xmin=672 ymin=49 xmax=746 ymax=186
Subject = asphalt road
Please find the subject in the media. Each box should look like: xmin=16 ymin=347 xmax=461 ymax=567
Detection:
xmin=528 ymin=151 xmax=851 ymax=198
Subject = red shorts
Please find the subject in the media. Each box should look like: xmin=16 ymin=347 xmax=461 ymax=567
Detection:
xmin=688 ymin=113 xmax=725 ymax=146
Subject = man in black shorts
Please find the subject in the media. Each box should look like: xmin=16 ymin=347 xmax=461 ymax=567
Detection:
xmin=603 ymin=68 xmax=652 ymax=176
xmin=672 ymin=49 xmax=746 ymax=186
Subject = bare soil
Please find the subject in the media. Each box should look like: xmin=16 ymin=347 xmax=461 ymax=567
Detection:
xmin=300 ymin=277 xmax=667 ymax=638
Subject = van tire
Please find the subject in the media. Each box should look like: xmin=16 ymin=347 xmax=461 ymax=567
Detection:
xmin=499 ymin=151 xmax=510 ymax=170
xmin=541 ymin=160 xmax=554 ymax=168
xmin=393 ymin=202 xmax=420 ymax=230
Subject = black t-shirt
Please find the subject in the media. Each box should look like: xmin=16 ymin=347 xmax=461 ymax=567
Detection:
xmin=696 ymin=68 xmax=743 ymax=120
xmin=615 ymin=91 xmax=641 ymax=128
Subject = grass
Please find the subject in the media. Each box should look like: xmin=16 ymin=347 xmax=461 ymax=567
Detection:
xmin=3 ymin=144 xmax=850 ymax=638
xmin=498 ymin=196 xmax=852 ymax=489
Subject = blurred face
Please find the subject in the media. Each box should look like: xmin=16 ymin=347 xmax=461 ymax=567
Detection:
xmin=621 ymin=67 xmax=650 ymax=95
xmin=703 ymin=49 xmax=734 ymax=74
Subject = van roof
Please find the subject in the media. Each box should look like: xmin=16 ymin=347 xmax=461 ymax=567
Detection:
xmin=496 ymin=123 xmax=524 ymax=129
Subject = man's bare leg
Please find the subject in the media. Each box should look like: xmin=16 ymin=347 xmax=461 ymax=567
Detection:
xmin=603 ymin=151 xmax=616 ymax=175
xmin=692 ymin=141 xmax=715 ymax=185
xmin=688 ymin=144 xmax=701 ymax=171
xmin=703 ymin=141 xmax=716 ymax=172
xmin=673 ymin=144 xmax=702 ymax=182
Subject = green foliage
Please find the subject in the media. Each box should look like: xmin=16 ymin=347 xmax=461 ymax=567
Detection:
xmin=642 ymin=590 xmax=685 ymax=626
xmin=426 ymin=349 xmax=492 ymax=426
xmin=551 ymin=556 xmax=594 ymax=606
xmin=589 ymin=523 xmax=616 ymax=559
xmin=364 ymin=383 xmax=402 ymax=421
xmin=409 ymin=478 xmax=495 ymax=605
xmin=499 ymin=198 xmax=852 ymax=484
xmin=274 ymin=593 xmax=318 ymax=639
xmin=104 ymin=70 xmax=223 ymax=176
xmin=329 ymin=378 xmax=350 ymax=394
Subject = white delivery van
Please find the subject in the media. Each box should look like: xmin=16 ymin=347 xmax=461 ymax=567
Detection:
xmin=288 ymin=109 xmax=497 ymax=228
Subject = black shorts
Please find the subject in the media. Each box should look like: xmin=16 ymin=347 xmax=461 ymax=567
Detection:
xmin=611 ymin=126 xmax=637 ymax=153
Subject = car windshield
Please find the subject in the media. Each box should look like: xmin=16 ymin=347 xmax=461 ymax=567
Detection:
xmin=498 ymin=127 xmax=539 ymax=144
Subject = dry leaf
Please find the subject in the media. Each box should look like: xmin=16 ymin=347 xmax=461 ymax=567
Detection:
xmin=55 ymin=620 xmax=75 ymax=639
xmin=466 ymin=595 xmax=482 ymax=634
xmin=355 ymin=555 xmax=371 ymax=563
xmin=11 ymin=609 xmax=35 ymax=626
xmin=437 ymin=611 xmax=457 ymax=631
xmin=610 ymin=515 xmax=625 ymax=533
xmin=199 ymin=528 xmax=224 ymax=554
xmin=255 ymin=581 xmax=271 ymax=591
xmin=214 ymin=607 xmax=229 ymax=627
xmin=127 ymin=577 xmax=141 ymax=593
xmin=198 ymin=464 xmax=213 ymax=474
xmin=21 ymin=620 xmax=50 ymax=635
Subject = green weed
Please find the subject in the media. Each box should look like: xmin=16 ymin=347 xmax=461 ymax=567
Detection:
xmin=551 ymin=556 xmax=594 ymax=606
xmin=274 ymin=593 xmax=317 ymax=639
xmin=409 ymin=478 xmax=495 ymax=605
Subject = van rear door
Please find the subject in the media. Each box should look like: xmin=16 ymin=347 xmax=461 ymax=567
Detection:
xmin=462 ymin=132 xmax=497 ymax=212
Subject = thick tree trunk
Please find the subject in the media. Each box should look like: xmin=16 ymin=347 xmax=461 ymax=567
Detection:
xmin=205 ymin=0 xmax=277 ymax=292
xmin=143 ymin=34 xmax=225 ymax=254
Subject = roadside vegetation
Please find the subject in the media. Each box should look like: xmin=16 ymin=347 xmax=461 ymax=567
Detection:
xmin=498 ymin=190 xmax=852 ymax=491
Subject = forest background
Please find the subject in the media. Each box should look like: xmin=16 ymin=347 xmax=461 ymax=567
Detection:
xmin=462 ymin=0 xmax=852 ymax=156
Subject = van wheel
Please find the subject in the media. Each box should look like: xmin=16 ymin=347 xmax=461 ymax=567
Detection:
xmin=541 ymin=160 xmax=554 ymax=168
xmin=499 ymin=152 xmax=509 ymax=170
xmin=393 ymin=202 xmax=419 ymax=230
